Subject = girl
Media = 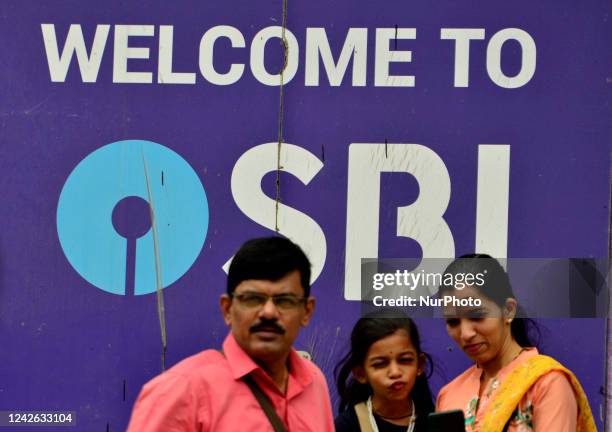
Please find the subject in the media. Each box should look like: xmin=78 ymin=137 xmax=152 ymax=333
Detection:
xmin=436 ymin=254 xmax=596 ymax=432
xmin=335 ymin=310 xmax=434 ymax=432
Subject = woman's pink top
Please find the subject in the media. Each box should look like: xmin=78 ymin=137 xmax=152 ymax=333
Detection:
xmin=436 ymin=348 xmax=578 ymax=431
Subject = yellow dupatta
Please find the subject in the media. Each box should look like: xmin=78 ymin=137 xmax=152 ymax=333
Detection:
xmin=479 ymin=354 xmax=596 ymax=432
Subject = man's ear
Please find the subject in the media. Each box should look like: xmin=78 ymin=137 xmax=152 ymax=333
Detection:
xmin=220 ymin=294 xmax=232 ymax=326
xmin=300 ymin=296 xmax=316 ymax=327
xmin=352 ymin=366 xmax=367 ymax=384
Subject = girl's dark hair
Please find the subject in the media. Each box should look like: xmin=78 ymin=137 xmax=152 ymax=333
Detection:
xmin=334 ymin=310 xmax=435 ymax=427
xmin=440 ymin=254 xmax=539 ymax=347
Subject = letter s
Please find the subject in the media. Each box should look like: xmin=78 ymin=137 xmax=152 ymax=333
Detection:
xmin=224 ymin=143 xmax=326 ymax=283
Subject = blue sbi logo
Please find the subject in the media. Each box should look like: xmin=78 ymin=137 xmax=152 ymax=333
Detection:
xmin=57 ymin=140 xmax=209 ymax=295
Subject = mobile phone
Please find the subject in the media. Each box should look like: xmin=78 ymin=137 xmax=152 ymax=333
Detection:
xmin=427 ymin=410 xmax=466 ymax=432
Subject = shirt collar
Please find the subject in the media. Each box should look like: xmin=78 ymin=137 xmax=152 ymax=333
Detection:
xmin=222 ymin=333 xmax=314 ymax=390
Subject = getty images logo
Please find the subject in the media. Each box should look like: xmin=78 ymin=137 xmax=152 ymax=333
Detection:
xmin=56 ymin=140 xmax=209 ymax=295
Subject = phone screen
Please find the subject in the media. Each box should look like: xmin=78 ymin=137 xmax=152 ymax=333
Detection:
xmin=427 ymin=410 xmax=466 ymax=432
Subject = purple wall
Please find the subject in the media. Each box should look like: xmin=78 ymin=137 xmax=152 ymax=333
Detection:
xmin=0 ymin=1 xmax=610 ymax=430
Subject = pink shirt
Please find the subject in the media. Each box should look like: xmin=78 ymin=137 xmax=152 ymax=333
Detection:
xmin=126 ymin=333 xmax=335 ymax=432
xmin=436 ymin=349 xmax=578 ymax=432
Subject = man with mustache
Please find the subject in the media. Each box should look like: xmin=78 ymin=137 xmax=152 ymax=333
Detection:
xmin=127 ymin=237 xmax=334 ymax=431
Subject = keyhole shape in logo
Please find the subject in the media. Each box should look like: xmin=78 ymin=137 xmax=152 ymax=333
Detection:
xmin=57 ymin=140 xmax=209 ymax=295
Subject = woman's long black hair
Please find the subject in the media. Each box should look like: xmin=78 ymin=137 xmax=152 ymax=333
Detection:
xmin=334 ymin=310 xmax=435 ymax=428
xmin=440 ymin=254 xmax=540 ymax=347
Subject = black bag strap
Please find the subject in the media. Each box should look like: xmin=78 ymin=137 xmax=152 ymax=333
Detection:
xmin=218 ymin=350 xmax=287 ymax=432
xmin=243 ymin=374 xmax=288 ymax=432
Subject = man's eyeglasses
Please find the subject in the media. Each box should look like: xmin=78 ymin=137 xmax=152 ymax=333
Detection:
xmin=231 ymin=293 xmax=307 ymax=310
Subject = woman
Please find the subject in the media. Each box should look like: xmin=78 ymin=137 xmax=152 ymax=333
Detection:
xmin=436 ymin=254 xmax=596 ymax=432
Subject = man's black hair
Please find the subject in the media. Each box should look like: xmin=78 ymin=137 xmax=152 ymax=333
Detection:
xmin=227 ymin=237 xmax=311 ymax=297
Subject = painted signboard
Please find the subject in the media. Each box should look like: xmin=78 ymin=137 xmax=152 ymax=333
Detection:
xmin=1 ymin=1 xmax=610 ymax=430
